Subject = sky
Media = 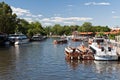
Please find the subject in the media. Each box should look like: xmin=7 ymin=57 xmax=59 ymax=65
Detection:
xmin=1 ymin=0 xmax=120 ymax=27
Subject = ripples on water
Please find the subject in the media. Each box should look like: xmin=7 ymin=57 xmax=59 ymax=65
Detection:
xmin=0 ymin=38 xmax=120 ymax=80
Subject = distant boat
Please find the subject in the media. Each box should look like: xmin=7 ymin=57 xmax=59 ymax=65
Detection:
xmin=89 ymin=37 xmax=118 ymax=61
xmin=53 ymin=39 xmax=67 ymax=44
xmin=30 ymin=34 xmax=47 ymax=41
xmin=9 ymin=33 xmax=29 ymax=45
xmin=71 ymin=37 xmax=81 ymax=42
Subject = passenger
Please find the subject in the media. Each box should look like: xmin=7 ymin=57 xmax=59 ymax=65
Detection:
xmin=88 ymin=40 xmax=92 ymax=44
xmin=97 ymin=42 xmax=101 ymax=48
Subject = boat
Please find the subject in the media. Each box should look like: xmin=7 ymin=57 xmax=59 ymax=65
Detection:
xmin=89 ymin=37 xmax=118 ymax=61
xmin=0 ymin=32 xmax=9 ymax=46
xmin=8 ymin=33 xmax=29 ymax=45
xmin=71 ymin=36 xmax=82 ymax=42
xmin=30 ymin=34 xmax=47 ymax=41
xmin=53 ymin=38 xmax=67 ymax=44
xmin=65 ymin=44 xmax=94 ymax=60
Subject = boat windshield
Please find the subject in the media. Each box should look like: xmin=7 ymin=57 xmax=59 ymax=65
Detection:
xmin=93 ymin=38 xmax=104 ymax=43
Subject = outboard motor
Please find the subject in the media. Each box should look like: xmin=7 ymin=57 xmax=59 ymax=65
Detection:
xmin=101 ymin=47 xmax=104 ymax=51
xmin=108 ymin=47 xmax=111 ymax=51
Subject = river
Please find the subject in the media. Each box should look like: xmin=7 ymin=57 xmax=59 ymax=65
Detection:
xmin=0 ymin=38 xmax=120 ymax=80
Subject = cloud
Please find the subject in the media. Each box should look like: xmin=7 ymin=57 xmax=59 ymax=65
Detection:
xmin=54 ymin=14 xmax=61 ymax=16
xmin=112 ymin=11 xmax=116 ymax=14
xmin=23 ymin=17 xmax=34 ymax=22
xmin=63 ymin=22 xmax=76 ymax=25
xmin=84 ymin=2 xmax=110 ymax=6
xmin=11 ymin=6 xmax=43 ymax=18
xmin=11 ymin=6 xmax=93 ymax=26
xmin=67 ymin=5 xmax=73 ymax=7
xmin=41 ymin=17 xmax=93 ymax=22
xmin=40 ymin=16 xmax=93 ymax=26
xmin=113 ymin=16 xmax=120 ymax=19
xmin=11 ymin=6 xmax=30 ymax=16
xmin=43 ymin=23 xmax=53 ymax=26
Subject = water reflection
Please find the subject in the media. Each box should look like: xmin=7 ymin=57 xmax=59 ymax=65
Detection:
xmin=14 ymin=45 xmax=20 ymax=59
xmin=66 ymin=59 xmax=94 ymax=70
xmin=94 ymin=61 xmax=120 ymax=74
xmin=66 ymin=59 xmax=82 ymax=70
xmin=0 ymin=46 xmax=18 ymax=79
xmin=1 ymin=38 xmax=120 ymax=80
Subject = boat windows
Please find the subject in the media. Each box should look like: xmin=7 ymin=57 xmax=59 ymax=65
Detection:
xmin=101 ymin=47 xmax=104 ymax=51
xmin=93 ymin=38 xmax=104 ymax=44
xmin=108 ymin=47 xmax=111 ymax=51
xmin=89 ymin=46 xmax=96 ymax=54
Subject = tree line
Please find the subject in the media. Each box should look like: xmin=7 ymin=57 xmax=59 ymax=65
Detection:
xmin=0 ymin=2 xmax=111 ymax=38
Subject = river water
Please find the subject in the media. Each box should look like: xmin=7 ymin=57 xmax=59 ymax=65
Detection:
xmin=0 ymin=38 xmax=120 ymax=80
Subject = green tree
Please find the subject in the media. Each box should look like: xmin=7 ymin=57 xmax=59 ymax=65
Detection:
xmin=15 ymin=19 xmax=30 ymax=34
xmin=44 ymin=26 xmax=52 ymax=36
xmin=0 ymin=2 xmax=17 ymax=34
xmin=81 ymin=22 xmax=92 ymax=32
xmin=27 ymin=21 xmax=45 ymax=37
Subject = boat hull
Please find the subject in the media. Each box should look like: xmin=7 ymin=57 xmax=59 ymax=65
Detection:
xmin=94 ymin=55 xmax=118 ymax=61
xmin=15 ymin=39 xmax=29 ymax=45
xmin=71 ymin=38 xmax=81 ymax=42
xmin=53 ymin=39 xmax=67 ymax=44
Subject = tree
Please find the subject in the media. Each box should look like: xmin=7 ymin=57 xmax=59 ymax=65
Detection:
xmin=81 ymin=22 xmax=92 ymax=32
xmin=27 ymin=21 xmax=45 ymax=37
xmin=44 ymin=26 xmax=52 ymax=36
xmin=15 ymin=19 xmax=30 ymax=34
xmin=0 ymin=2 xmax=17 ymax=34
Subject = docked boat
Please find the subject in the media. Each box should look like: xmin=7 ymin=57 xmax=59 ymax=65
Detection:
xmin=30 ymin=34 xmax=47 ymax=41
xmin=89 ymin=37 xmax=118 ymax=61
xmin=53 ymin=38 xmax=67 ymax=44
xmin=65 ymin=44 xmax=94 ymax=60
xmin=9 ymin=33 xmax=29 ymax=45
xmin=0 ymin=32 xmax=9 ymax=46
xmin=71 ymin=37 xmax=81 ymax=42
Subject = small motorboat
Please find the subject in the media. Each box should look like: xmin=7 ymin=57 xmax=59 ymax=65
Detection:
xmin=53 ymin=39 xmax=67 ymax=44
xmin=71 ymin=37 xmax=81 ymax=42
xmin=30 ymin=34 xmax=47 ymax=41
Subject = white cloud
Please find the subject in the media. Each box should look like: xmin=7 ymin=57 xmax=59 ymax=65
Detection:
xmin=84 ymin=2 xmax=110 ymax=6
xmin=41 ymin=17 xmax=93 ymax=22
xmin=67 ymin=5 xmax=73 ymax=7
xmin=43 ymin=23 xmax=53 ymax=26
xmin=38 ymin=14 xmax=43 ymax=17
xmin=54 ymin=14 xmax=61 ymax=16
xmin=63 ymin=22 xmax=76 ymax=25
xmin=113 ymin=16 xmax=120 ymax=19
xmin=112 ymin=11 xmax=116 ymax=14
xmin=11 ymin=6 xmax=43 ymax=18
xmin=11 ymin=6 xmax=30 ymax=16
xmin=23 ymin=17 xmax=34 ymax=22
xmin=41 ymin=18 xmax=51 ymax=22
xmin=11 ymin=6 xmax=93 ymax=26
xmin=40 ymin=16 xmax=93 ymax=26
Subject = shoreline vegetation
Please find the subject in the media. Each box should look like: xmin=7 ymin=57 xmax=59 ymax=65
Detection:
xmin=0 ymin=2 xmax=119 ymax=40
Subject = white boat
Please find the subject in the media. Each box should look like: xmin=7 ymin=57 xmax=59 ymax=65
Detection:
xmin=9 ymin=33 xmax=29 ymax=45
xmin=30 ymin=34 xmax=47 ymax=41
xmin=89 ymin=37 xmax=118 ymax=61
